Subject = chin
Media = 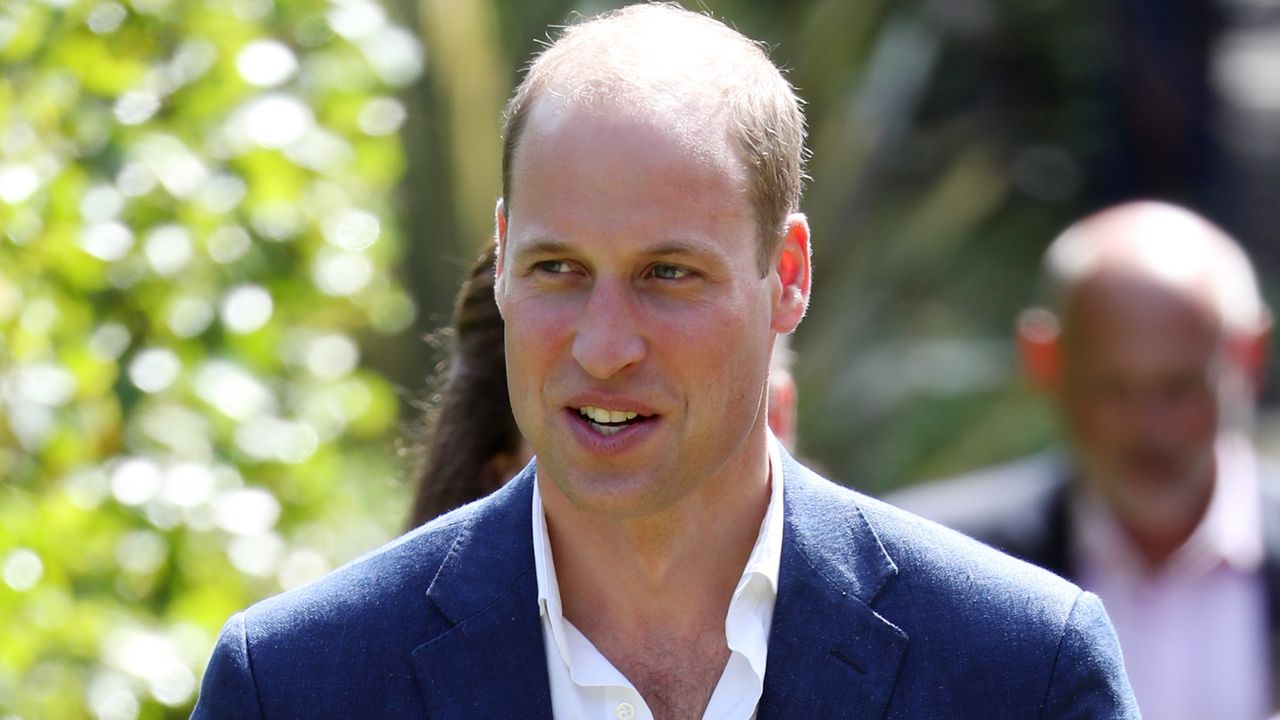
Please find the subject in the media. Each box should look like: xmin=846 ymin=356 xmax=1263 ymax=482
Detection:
xmin=550 ymin=467 xmax=687 ymax=519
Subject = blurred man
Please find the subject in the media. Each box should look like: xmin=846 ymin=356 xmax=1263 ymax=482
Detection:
xmin=192 ymin=5 xmax=1137 ymax=718
xmin=892 ymin=200 xmax=1277 ymax=720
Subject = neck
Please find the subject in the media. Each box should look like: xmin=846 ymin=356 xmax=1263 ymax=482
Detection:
xmin=544 ymin=438 xmax=772 ymax=640
xmin=1123 ymin=465 xmax=1217 ymax=570
xmin=1124 ymin=497 xmax=1211 ymax=569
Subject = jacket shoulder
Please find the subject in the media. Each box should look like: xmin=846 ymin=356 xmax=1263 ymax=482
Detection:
xmin=193 ymin=478 xmax=533 ymax=719
xmin=788 ymin=461 xmax=1084 ymax=624
xmin=248 ymin=506 xmax=468 ymax=630
xmin=783 ymin=465 xmax=1137 ymax=716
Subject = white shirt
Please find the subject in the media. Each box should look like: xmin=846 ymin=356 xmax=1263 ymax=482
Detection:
xmin=533 ymin=435 xmax=786 ymax=720
xmin=1072 ymin=432 xmax=1271 ymax=720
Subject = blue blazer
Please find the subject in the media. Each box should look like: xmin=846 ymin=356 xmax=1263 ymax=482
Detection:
xmin=193 ymin=451 xmax=1139 ymax=718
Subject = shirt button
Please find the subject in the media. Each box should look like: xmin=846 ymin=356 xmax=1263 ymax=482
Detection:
xmin=615 ymin=702 xmax=636 ymax=720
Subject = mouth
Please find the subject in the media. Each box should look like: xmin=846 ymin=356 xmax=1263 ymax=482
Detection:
xmin=573 ymin=404 xmax=656 ymax=436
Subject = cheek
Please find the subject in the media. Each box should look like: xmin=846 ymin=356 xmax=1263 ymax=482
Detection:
xmin=504 ymin=296 xmax=575 ymax=355
xmin=1066 ymin=399 xmax=1128 ymax=449
xmin=502 ymin=304 xmax=571 ymax=399
xmin=1174 ymin=393 xmax=1220 ymax=440
xmin=667 ymin=306 xmax=771 ymax=404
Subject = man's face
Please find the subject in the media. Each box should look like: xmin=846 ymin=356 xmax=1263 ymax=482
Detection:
xmin=495 ymin=98 xmax=794 ymax=519
xmin=1058 ymin=272 xmax=1226 ymax=550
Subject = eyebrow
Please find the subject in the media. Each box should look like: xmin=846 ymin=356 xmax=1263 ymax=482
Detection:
xmin=509 ymin=238 xmax=573 ymax=261
xmin=509 ymin=237 xmax=723 ymax=263
xmin=640 ymin=239 xmax=721 ymax=262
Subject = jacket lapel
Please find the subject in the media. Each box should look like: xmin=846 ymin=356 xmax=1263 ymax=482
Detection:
xmin=410 ymin=466 xmax=553 ymax=719
xmin=758 ymin=453 xmax=908 ymax=719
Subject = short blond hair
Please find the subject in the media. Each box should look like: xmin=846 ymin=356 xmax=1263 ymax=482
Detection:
xmin=500 ymin=3 xmax=807 ymax=274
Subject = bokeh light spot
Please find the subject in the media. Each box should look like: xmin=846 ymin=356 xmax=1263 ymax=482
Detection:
xmin=242 ymin=94 xmax=313 ymax=148
xmin=81 ymin=221 xmax=135 ymax=261
xmin=236 ymin=39 xmax=298 ymax=87
xmin=205 ymin=224 xmax=252 ymax=264
xmin=323 ymin=208 xmax=379 ymax=251
xmin=360 ymin=26 xmax=424 ymax=86
xmin=327 ymin=0 xmax=386 ymax=40
xmin=305 ymin=333 xmax=359 ymax=379
xmin=220 ymin=284 xmax=273 ymax=334
xmin=128 ymin=348 xmax=181 ymax=393
xmin=357 ymin=96 xmax=406 ymax=136
xmin=194 ymin=360 xmax=274 ymax=420
xmin=87 ymin=2 xmax=128 ymax=34
xmin=0 ymin=163 xmax=41 ymax=202
xmin=89 ymin=323 xmax=132 ymax=360
xmin=114 ymin=91 xmax=162 ymax=126
xmin=111 ymin=457 xmax=164 ymax=507
xmin=143 ymin=224 xmax=193 ymax=276
xmin=166 ymin=295 xmax=215 ymax=338
xmin=3 ymin=548 xmax=44 ymax=591
xmin=115 ymin=530 xmax=168 ymax=574
xmin=312 ymin=249 xmax=373 ymax=296
xmin=214 ymin=487 xmax=281 ymax=535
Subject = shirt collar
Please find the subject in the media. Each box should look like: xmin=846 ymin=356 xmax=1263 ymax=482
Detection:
xmin=532 ymin=432 xmax=786 ymax=683
xmin=1071 ymin=431 xmax=1264 ymax=581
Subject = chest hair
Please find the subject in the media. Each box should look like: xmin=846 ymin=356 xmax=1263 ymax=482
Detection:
xmin=613 ymin=631 xmax=732 ymax=720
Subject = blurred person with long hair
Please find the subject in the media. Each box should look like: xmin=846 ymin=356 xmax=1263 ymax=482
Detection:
xmin=406 ymin=244 xmax=529 ymax=526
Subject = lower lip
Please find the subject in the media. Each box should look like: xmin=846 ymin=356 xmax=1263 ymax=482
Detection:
xmin=562 ymin=409 xmax=660 ymax=456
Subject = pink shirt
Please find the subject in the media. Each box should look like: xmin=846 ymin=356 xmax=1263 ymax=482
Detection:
xmin=1073 ymin=432 xmax=1271 ymax=720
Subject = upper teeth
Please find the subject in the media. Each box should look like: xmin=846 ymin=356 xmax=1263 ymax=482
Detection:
xmin=579 ymin=406 xmax=639 ymax=424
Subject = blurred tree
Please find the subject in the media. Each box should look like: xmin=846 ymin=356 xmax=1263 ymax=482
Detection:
xmin=0 ymin=0 xmax=422 ymax=716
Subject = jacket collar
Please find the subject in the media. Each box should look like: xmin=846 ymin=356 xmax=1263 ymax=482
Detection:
xmin=411 ymin=464 xmax=554 ymax=719
xmin=758 ymin=450 xmax=907 ymax=719
xmin=411 ymin=452 xmax=909 ymax=719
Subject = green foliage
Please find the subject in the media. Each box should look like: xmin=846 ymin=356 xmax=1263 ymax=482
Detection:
xmin=0 ymin=0 xmax=421 ymax=716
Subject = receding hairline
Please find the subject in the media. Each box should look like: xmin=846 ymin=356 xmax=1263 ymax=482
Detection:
xmin=505 ymin=4 xmax=779 ymax=186
xmin=500 ymin=2 xmax=808 ymax=273
xmin=1039 ymin=201 xmax=1268 ymax=335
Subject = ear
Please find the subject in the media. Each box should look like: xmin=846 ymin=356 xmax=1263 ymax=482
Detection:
xmin=494 ymin=197 xmax=509 ymax=316
xmin=770 ymin=213 xmax=811 ymax=334
xmin=1016 ymin=307 xmax=1062 ymax=393
xmin=1229 ymin=315 xmax=1272 ymax=397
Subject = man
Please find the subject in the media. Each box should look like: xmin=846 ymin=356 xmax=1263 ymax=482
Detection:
xmin=892 ymin=200 xmax=1277 ymax=720
xmin=193 ymin=5 xmax=1137 ymax=718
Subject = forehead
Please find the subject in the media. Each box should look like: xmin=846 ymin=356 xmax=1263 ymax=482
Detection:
xmin=506 ymin=96 xmax=753 ymax=240
xmin=1063 ymin=272 xmax=1223 ymax=371
xmin=514 ymin=92 xmax=746 ymax=179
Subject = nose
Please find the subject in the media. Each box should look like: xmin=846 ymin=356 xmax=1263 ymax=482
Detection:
xmin=571 ymin=279 xmax=646 ymax=379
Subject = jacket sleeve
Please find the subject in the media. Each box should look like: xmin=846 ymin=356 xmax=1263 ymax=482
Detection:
xmin=1040 ymin=591 xmax=1141 ymax=719
xmin=190 ymin=612 xmax=266 ymax=720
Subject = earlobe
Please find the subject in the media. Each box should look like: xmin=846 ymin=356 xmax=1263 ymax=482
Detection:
xmin=1231 ymin=318 xmax=1272 ymax=396
xmin=771 ymin=213 xmax=811 ymax=334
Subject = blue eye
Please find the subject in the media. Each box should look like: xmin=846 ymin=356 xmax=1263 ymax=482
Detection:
xmin=652 ymin=264 xmax=690 ymax=280
xmin=535 ymin=260 xmax=573 ymax=274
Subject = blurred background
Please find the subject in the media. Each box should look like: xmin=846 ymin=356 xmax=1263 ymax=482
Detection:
xmin=1 ymin=0 xmax=1277 ymax=716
